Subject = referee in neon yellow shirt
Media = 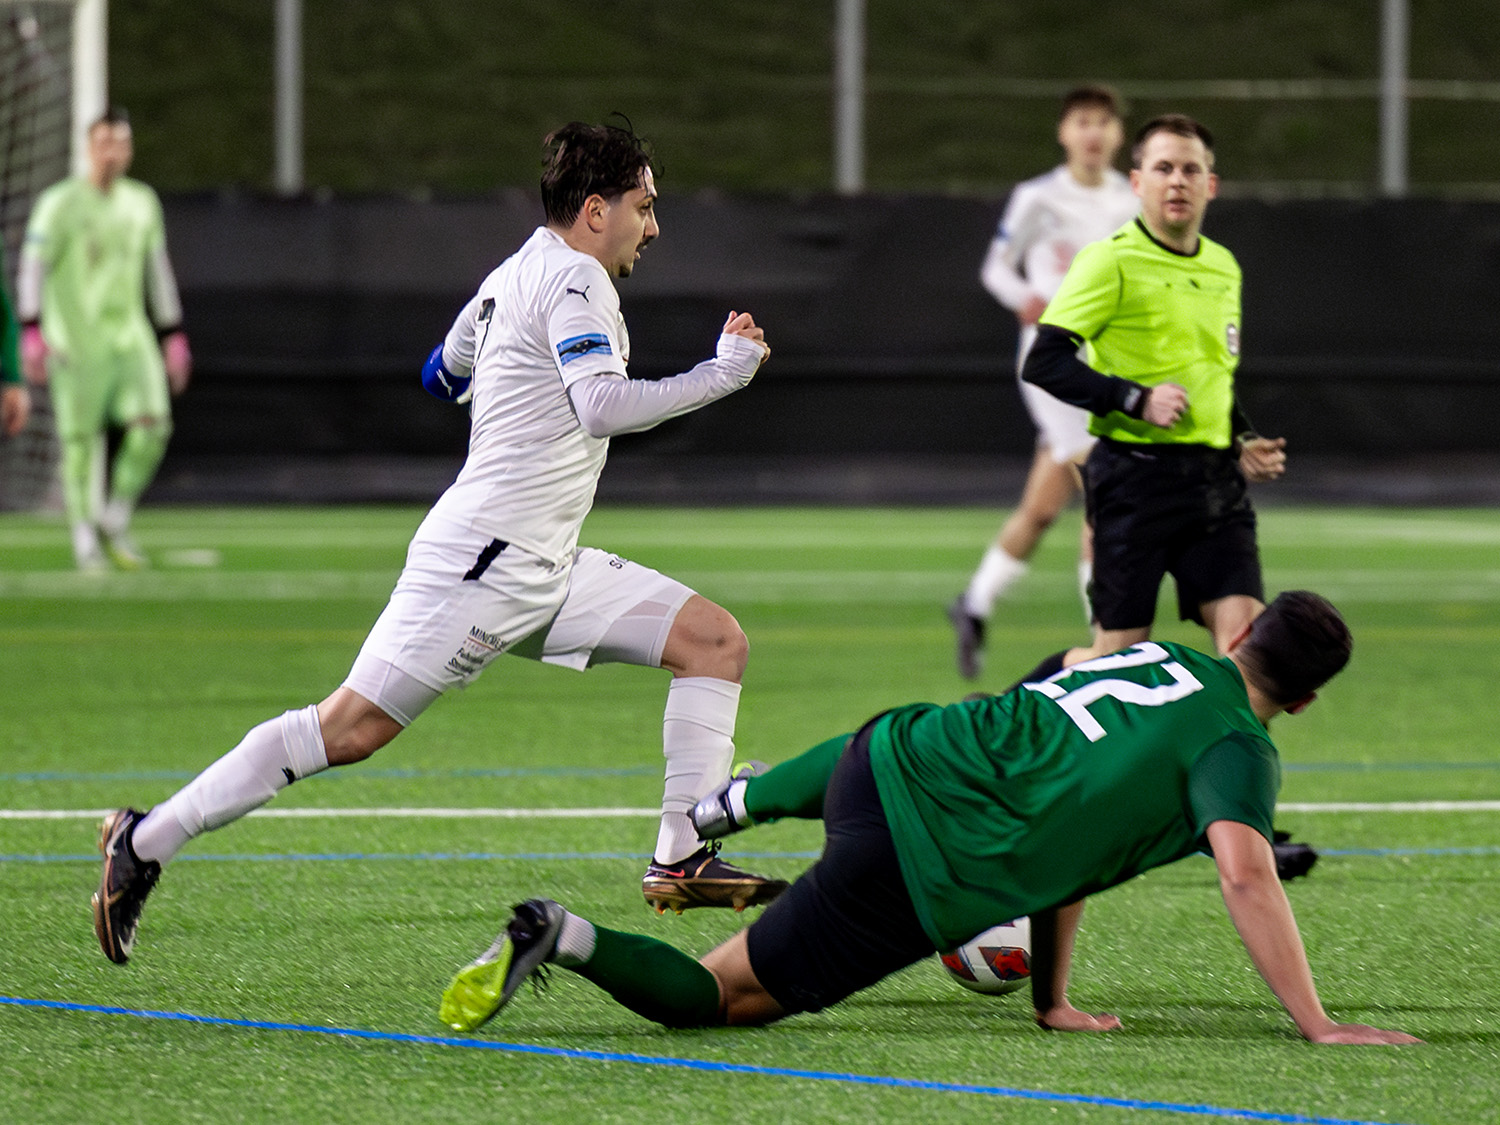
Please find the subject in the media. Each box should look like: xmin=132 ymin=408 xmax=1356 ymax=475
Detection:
xmin=1020 ymin=114 xmax=1286 ymax=672
xmin=18 ymin=107 xmax=191 ymax=570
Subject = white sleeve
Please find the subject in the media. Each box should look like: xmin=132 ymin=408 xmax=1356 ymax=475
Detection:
xmin=547 ymin=265 xmax=629 ymax=387
xmin=16 ymin=247 xmax=44 ymax=322
xmin=567 ymin=332 xmax=766 ymax=438
xmin=441 ymin=294 xmax=484 ymax=378
xmin=979 ymin=183 xmax=1042 ymax=312
xmin=145 ymin=244 xmax=184 ymax=330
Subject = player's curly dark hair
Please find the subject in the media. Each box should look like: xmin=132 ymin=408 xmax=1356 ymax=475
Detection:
xmin=1236 ymin=591 xmax=1352 ymax=705
xmin=540 ymin=117 xmax=655 ymax=227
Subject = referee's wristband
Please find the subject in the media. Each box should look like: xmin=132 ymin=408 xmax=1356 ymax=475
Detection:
xmin=1119 ymin=382 xmax=1147 ymax=419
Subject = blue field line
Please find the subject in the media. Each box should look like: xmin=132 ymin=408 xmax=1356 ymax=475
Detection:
xmin=0 ymin=996 xmax=1416 ymax=1125
xmin=1320 ymin=845 xmax=1500 ymax=857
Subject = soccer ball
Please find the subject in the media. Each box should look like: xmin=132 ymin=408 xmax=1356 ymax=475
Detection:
xmin=937 ymin=917 xmax=1031 ymax=995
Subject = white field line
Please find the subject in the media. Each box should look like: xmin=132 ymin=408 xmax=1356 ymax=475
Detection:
xmin=4 ymin=802 xmax=1500 ymax=821
xmin=10 ymin=567 xmax=1500 ymax=604
xmin=0 ymin=807 xmax=660 ymax=820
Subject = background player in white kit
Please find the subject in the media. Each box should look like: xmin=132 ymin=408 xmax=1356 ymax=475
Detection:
xmin=91 ymin=120 xmax=787 ymax=967
xmin=949 ymin=86 xmax=1138 ymax=679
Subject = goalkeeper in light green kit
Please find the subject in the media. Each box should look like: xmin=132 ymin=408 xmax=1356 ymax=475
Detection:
xmin=19 ymin=107 xmax=191 ymax=569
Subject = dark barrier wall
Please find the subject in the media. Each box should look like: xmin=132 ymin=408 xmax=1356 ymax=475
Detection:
xmin=164 ymin=193 xmax=1500 ymax=465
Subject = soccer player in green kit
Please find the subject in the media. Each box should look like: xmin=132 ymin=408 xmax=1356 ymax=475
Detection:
xmin=1 ymin=244 xmax=30 ymax=437
xmin=19 ymin=107 xmax=191 ymax=570
xmin=438 ymin=591 xmax=1418 ymax=1046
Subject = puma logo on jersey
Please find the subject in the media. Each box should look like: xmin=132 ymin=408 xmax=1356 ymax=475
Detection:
xmin=565 ymin=285 xmax=591 ymax=302
xmin=556 ymin=333 xmax=613 ymax=365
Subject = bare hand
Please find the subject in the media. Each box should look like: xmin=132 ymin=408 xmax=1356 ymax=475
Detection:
xmin=21 ymin=324 xmax=48 ymax=385
xmin=1304 ymin=1021 xmax=1422 ymax=1046
xmin=163 ymin=331 xmax=193 ymax=395
xmin=1239 ymin=436 xmax=1286 ymax=482
xmin=1142 ymin=383 xmax=1188 ymax=428
xmin=1017 ymin=295 xmax=1048 ymax=326
xmin=2 ymin=384 xmax=31 ymax=436
xmin=1036 ymin=1003 xmax=1122 ymax=1033
xmin=722 ymin=310 xmax=768 ymax=358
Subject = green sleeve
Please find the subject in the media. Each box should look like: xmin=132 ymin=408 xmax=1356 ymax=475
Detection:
xmin=0 ymin=251 xmax=18 ymax=386
xmin=1187 ymin=733 xmax=1279 ymax=847
xmin=1038 ymin=238 xmax=1121 ymax=341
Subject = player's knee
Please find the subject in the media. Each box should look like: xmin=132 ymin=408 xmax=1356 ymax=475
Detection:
xmin=668 ymin=599 xmax=749 ymax=680
xmin=702 ymin=612 xmax=750 ymax=679
xmin=128 ymin=415 xmax=172 ymax=441
xmin=1020 ymin=506 xmax=1060 ymax=534
xmin=316 ymin=690 xmax=402 ymax=765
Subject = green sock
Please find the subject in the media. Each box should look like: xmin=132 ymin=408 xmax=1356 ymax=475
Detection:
xmin=572 ymin=924 xmax=723 ymax=1028
xmin=109 ymin=421 xmax=170 ymax=504
xmin=744 ymin=733 xmax=849 ymax=822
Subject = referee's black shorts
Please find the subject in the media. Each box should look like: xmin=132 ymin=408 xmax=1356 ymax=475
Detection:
xmin=745 ymin=721 xmax=936 ymax=1016
xmin=1083 ymin=438 xmax=1264 ymax=631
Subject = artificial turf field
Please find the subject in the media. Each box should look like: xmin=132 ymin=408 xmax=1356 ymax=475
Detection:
xmin=1 ymin=503 xmax=1496 ymax=1125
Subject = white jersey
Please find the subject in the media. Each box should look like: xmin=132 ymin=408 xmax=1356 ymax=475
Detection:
xmin=427 ymin=227 xmax=630 ymax=565
xmin=980 ymin=166 xmax=1139 ymax=311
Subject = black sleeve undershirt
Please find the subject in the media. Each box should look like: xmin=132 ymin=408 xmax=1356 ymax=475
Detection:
xmin=1021 ymin=324 xmax=1148 ymax=420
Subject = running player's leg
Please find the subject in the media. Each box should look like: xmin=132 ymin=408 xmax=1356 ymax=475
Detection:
xmin=530 ymin=547 xmax=784 ymax=911
xmin=98 ymin=340 xmax=172 ymax=567
xmin=98 ymin=520 xmax=558 ymax=962
xmin=951 ymin=383 xmax=1092 ymax=678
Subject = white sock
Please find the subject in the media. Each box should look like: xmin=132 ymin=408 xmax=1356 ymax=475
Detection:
xmin=551 ymin=909 xmax=597 ymax=968
xmin=964 ymin=546 xmax=1028 ymax=618
xmin=99 ymin=497 xmax=133 ymax=538
xmin=654 ymin=676 xmax=740 ymax=864
xmin=71 ymin=521 xmax=101 ymax=561
xmin=1078 ymin=559 xmax=1094 ymax=624
xmin=131 ymin=705 xmax=329 ymax=864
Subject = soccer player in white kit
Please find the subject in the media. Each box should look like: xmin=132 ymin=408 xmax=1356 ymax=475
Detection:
xmin=90 ymin=120 xmax=787 ymax=967
xmin=949 ymin=86 xmax=1139 ymax=679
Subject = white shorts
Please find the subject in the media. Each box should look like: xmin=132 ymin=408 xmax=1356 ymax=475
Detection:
xmin=1016 ymin=323 xmax=1096 ymax=465
xmin=343 ymin=516 xmax=695 ymax=725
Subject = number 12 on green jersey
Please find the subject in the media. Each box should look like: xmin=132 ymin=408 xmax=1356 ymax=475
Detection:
xmin=1024 ymin=642 xmax=1205 ymax=742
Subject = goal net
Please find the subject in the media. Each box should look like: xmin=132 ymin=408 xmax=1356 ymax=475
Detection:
xmin=0 ymin=0 xmax=93 ymax=511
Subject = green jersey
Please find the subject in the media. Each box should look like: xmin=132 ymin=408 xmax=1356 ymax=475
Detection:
xmin=23 ymin=175 xmax=169 ymax=354
xmin=1040 ymin=218 xmax=1242 ymax=449
xmin=868 ymin=641 xmax=1278 ymax=949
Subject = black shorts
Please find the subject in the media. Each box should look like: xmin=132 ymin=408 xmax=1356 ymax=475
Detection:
xmin=1083 ymin=439 xmax=1264 ymax=631
xmin=745 ymin=722 xmax=935 ymax=1016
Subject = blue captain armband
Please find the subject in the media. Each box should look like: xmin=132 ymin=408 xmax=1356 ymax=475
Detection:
xmin=421 ymin=344 xmax=472 ymax=403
